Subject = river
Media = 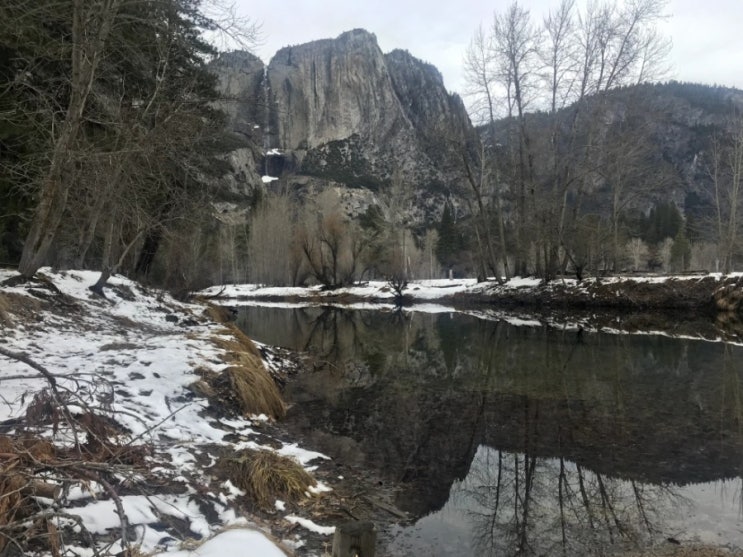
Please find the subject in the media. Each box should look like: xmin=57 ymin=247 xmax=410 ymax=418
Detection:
xmin=235 ymin=305 xmax=743 ymax=556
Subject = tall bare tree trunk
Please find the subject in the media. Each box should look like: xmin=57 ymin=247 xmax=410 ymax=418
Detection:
xmin=18 ymin=0 xmax=121 ymax=277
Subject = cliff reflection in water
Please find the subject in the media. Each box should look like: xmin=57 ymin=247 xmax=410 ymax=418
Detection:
xmin=236 ymin=306 xmax=743 ymax=554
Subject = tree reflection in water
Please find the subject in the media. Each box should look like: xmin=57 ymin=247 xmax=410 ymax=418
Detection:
xmin=236 ymin=306 xmax=743 ymax=554
xmin=457 ymin=447 xmax=684 ymax=556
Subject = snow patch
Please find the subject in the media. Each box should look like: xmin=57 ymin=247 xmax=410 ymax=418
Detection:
xmin=284 ymin=515 xmax=336 ymax=535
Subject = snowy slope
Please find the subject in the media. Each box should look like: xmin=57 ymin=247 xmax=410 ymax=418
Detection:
xmin=0 ymin=268 xmax=333 ymax=556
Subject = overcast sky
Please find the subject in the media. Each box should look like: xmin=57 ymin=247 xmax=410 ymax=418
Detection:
xmin=232 ymin=0 xmax=742 ymax=97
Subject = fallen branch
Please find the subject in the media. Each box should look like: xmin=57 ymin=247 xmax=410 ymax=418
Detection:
xmin=0 ymin=346 xmax=80 ymax=447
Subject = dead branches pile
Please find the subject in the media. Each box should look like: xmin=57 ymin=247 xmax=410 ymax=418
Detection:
xmin=0 ymin=351 xmax=152 ymax=556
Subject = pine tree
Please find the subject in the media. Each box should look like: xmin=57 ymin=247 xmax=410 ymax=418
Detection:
xmin=436 ymin=204 xmax=465 ymax=270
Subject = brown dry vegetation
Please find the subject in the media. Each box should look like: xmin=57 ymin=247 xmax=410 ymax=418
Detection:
xmin=195 ymin=302 xmax=286 ymax=419
xmin=0 ymin=425 xmax=150 ymax=554
xmin=204 ymin=324 xmax=286 ymax=420
xmin=219 ymin=448 xmax=316 ymax=511
xmin=714 ymin=277 xmax=743 ymax=312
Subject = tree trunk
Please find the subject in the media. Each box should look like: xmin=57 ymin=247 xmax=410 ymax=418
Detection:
xmin=18 ymin=0 xmax=121 ymax=277
xmin=134 ymin=228 xmax=163 ymax=276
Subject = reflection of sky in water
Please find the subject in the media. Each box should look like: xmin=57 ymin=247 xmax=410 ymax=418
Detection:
xmin=387 ymin=446 xmax=743 ymax=556
xmin=666 ymin=481 xmax=743 ymax=546
xmin=236 ymin=306 xmax=743 ymax=554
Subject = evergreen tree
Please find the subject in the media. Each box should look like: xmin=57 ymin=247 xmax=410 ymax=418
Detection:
xmin=642 ymin=202 xmax=683 ymax=245
xmin=670 ymin=226 xmax=691 ymax=272
xmin=436 ymin=204 xmax=467 ymax=271
xmin=0 ymin=0 xmax=252 ymax=288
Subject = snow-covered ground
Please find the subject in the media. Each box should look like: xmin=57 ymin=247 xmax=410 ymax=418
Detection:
xmin=201 ymin=273 xmax=738 ymax=304
xmin=201 ymin=277 xmax=484 ymax=302
xmin=0 ymin=268 xmax=335 ymax=556
xmin=201 ymin=273 xmax=743 ymax=345
xmin=3 ymin=269 xmax=741 ymax=556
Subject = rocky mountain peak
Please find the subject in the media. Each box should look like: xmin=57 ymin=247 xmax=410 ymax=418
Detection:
xmin=267 ymin=28 xmax=402 ymax=151
xmin=211 ymin=29 xmax=478 ymax=224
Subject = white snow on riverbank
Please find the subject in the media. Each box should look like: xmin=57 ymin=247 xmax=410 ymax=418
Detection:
xmin=201 ymin=273 xmax=743 ymax=346
xmin=201 ymin=272 xmax=739 ymax=302
xmin=0 ymin=268 xmax=331 ymax=556
xmin=200 ymin=278 xmax=483 ymax=300
xmin=154 ymin=528 xmax=289 ymax=557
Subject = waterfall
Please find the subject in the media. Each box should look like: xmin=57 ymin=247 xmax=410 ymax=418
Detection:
xmin=261 ymin=65 xmax=271 ymax=176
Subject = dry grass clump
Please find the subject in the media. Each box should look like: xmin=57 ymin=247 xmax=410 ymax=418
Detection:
xmin=223 ymin=365 xmax=286 ymax=420
xmin=220 ymin=448 xmax=316 ymax=510
xmin=206 ymin=324 xmax=285 ymax=420
xmin=196 ymin=301 xmax=286 ymax=418
xmin=202 ymin=303 xmax=235 ymax=325
xmin=213 ymin=322 xmax=263 ymax=358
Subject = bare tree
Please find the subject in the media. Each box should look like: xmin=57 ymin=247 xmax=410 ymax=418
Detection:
xmin=17 ymin=0 xmax=123 ymax=277
xmin=708 ymin=112 xmax=743 ymax=273
xmin=493 ymin=2 xmax=542 ymax=276
xmin=462 ymin=41 xmax=501 ymax=279
xmin=248 ymin=193 xmax=295 ymax=285
xmin=297 ymin=189 xmax=362 ymax=288
xmin=599 ymin=105 xmax=669 ymax=271
xmin=465 ymin=0 xmax=670 ymax=280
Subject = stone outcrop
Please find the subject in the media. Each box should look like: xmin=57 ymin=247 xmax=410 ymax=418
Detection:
xmin=208 ymin=51 xmax=267 ymax=200
xmin=212 ymin=29 xmax=478 ymax=225
xmin=212 ymin=32 xmax=743 ymax=232
xmin=268 ymin=29 xmax=406 ymax=151
xmin=265 ymin=29 xmax=473 ymax=210
xmin=384 ymin=49 xmax=477 ymax=178
xmin=210 ymin=50 xmax=266 ymax=142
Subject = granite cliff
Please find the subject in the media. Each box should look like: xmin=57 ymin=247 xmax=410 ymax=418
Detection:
xmin=211 ymin=31 xmax=743 ymax=242
xmin=211 ymin=29 xmax=476 ymax=224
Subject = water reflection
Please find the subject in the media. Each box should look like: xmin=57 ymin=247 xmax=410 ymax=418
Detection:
xmin=390 ymin=446 xmax=743 ymax=556
xmin=235 ymin=306 xmax=743 ymax=554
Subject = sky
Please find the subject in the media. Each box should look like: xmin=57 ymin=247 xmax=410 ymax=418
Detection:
xmin=231 ymin=0 xmax=743 ymax=97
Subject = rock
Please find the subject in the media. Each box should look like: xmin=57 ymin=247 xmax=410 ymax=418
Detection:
xmin=213 ymin=29 xmax=479 ymax=227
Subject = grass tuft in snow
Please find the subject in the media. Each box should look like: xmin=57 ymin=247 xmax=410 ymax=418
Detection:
xmin=221 ymin=364 xmax=286 ymax=420
xmin=217 ymin=323 xmax=263 ymax=359
xmin=202 ymin=303 xmax=235 ymax=325
xmin=219 ymin=448 xmax=316 ymax=511
xmin=208 ymin=325 xmax=286 ymax=420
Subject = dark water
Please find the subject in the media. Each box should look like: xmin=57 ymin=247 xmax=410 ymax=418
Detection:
xmin=236 ymin=305 xmax=743 ymax=555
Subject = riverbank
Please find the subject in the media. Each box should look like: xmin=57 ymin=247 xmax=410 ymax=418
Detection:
xmin=202 ymin=274 xmax=743 ymax=346
xmin=0 ymin=268 xmax=336 ymax=556
xmin=201 ymin=273 xmax=743 ymax=313
xmin=3 ymin=268 xmax=743 ymax=556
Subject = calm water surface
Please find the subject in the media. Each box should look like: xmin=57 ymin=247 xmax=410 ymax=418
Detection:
xmin=236 ymin=306 xmax=743 ymax=555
